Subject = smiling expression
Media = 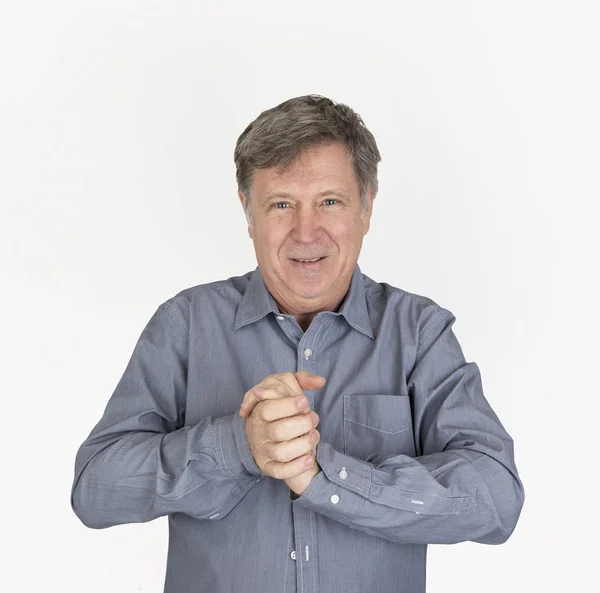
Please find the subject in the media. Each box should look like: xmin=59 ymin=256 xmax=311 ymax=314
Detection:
xmin=239 ymin=143 xmax=374 ymax=325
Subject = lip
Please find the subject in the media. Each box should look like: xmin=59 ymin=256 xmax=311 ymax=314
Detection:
xmin=288 ymin=256 xmax=328 ymax=267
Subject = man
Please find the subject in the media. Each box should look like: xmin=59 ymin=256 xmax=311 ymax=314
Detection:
xmin=71 ymin=95 xmax=524 ymax=593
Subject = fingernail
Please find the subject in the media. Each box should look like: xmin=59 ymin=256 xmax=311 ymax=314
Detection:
xmin=296 ymin=395 xmax=308 ymax=410
xmin=311 ymin=411 xmax=319 ymax=426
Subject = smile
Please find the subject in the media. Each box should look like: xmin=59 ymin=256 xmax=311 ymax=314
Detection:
xmin=289 ymin=256 xmax=328 ymax=265
xmin=293 ymin=257 xmax=324 ymax=262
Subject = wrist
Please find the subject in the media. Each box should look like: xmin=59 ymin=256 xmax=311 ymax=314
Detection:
xmin=286 ymin=460 xmax=321 ymax=496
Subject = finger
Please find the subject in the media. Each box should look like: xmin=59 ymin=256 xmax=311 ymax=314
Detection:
xmin=239 ymin=385 xmax=291 ymax=418
xmin=263 ymin=453 xmax=315 ymax=480
xmin=272 ymin=371 xmax=307 ymax=396
xmin=256 ymin=395 xmax=310 ymax=423
xmin=266 ymin=411 xmax=319 ymax=442
xmin=272 ymin=371 xmax=326 ymax=399
xmin=239 ymin=372 xmax=326 ymax=417
xmin=239 ymin=372 xmax=303 ymax=415
xmin=295 ymin=370 xmax=327 ymax=391
xmin=265 ymin=429 xmax=320 ymax=463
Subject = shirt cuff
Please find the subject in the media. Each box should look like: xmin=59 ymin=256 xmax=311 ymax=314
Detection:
xmin=291 ymin=442 xmax=371 ymax=523
xmin=214 ymin=413 xmax=262 ymax=478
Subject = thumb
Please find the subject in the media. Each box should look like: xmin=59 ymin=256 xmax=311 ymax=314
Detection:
xmin=295 ymin=370 xmax=327 ymax=390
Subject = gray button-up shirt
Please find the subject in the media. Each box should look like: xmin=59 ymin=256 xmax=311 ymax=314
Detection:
xmin=71 ymin=264 xmax=524 ymax=593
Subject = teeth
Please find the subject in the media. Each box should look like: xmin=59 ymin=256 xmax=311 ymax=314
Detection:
xmin=297 ymin=258 xmax=321 ymax=262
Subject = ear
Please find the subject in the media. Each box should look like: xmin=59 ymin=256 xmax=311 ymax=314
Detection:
xmin=362 ymin=190 xmax=375 ymax=235
xmin=238 ymin=190 xmax=247 ymax=210
xmin=238 ymin=191 xmax=253 ymax=239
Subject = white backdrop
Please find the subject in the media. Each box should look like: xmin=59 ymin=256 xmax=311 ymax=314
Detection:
xmin=1 ymin=1 xmax=598 ymax=592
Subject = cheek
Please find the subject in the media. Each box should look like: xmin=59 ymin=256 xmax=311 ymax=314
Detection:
xmin=256 ymin=225 xmax=286 ymax=252
xmin=332 ymin=223 xmax=361 ymax=246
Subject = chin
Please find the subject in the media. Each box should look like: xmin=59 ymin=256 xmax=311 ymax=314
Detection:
xmin=289 ymin=284 xmax=327 ymax=299
xmin=284 ymin=276 xmax=326 ymax=295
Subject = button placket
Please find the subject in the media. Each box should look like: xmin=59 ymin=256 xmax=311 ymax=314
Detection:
xmin=297 ymin=313 xmax=335 ymax=373
xmin=297 ymin=317 xmax=325 ymax=410
xmin=292 ymin=317 xmax=329 ymax=593
xmin=292 ymin=505 xmax=319 ymax=593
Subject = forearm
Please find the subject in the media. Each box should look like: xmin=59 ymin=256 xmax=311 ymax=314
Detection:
xmin=71 ymin=413 xmax=262 ymax=529
xmin=292 ymin=442 xmax=524 ymax=545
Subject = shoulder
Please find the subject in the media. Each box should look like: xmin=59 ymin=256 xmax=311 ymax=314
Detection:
xmin=155 ymin=270 xmax=254 ymax=333
xmin=361 ymin=270 xmax=455 ymax=336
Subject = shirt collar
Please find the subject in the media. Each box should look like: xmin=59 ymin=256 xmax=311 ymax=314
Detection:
xmin=233 ymin=264 xmax=374 ymax=340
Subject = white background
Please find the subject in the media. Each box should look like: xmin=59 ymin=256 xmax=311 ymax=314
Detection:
xmin=1 ymin=1 xmax=598 ymax=591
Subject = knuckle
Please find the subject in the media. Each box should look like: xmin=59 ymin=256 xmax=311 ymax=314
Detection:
xmin=255 ymin=401 xmax=271 ymax=420
xmin=272 ymin=376 xmax=289 ymax=393
xmin=248 ymin=387 xmax=262 ymax=401
xmin=272 ymin=444 xmax=288 ymax=463
xmin=269 ymin=464 xmax=283 ymax=480
xmin=264 ymin=423 xmax=276 ymax=441
xmin=275 ymin=372 xmax=298 ymax=393
xmin=255 ymin=404 xmax=269 ymax=422
xmin=270 ymin=425 xmax=285 ymax=442
xmin=264 ymin=441 xmax=275 ymax=457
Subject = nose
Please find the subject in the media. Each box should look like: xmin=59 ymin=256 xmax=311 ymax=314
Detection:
xmin=292 ymin=205 xmax=322 ymax=243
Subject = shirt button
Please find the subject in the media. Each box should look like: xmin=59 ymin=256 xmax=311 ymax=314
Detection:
xmin=304 ymin=348 xmax=312 ymax=359
xmin=276 ymin=315 xmax=284 ymax=321
xmin=338 ymin=468 xmax=348 ymax=480
xmin=290 ymin=551 xmax=296 ymax=560
xmin=330 ymin=494 xmax=340 ymax=505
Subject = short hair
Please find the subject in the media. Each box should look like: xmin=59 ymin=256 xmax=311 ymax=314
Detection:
xmin=234 ymin=94 xmax=381 ymax=224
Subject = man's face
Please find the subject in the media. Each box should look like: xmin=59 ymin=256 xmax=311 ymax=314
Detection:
xmin=239 ymin=142 xmax=374 ymax=317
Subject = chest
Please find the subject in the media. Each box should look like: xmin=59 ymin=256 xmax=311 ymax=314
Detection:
xmin=185 ymin=312 xmax=418 ymax=460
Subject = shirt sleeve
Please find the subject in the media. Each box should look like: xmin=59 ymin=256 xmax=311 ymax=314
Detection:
xmin=71 ymin=302 xmax=262 ymax=529
xmin=292 ymin=308 xmax=525 ymax=545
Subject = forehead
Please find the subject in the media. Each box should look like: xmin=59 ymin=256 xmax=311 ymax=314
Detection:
xmin=251 ymin=143 xmax=359 ymax=196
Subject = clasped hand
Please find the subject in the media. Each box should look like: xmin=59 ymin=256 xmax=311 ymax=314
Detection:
xmin=240 ymin=371 xmax=326 ymax=495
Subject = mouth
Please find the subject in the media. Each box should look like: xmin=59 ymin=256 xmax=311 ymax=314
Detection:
xmin=289 ymin=256 xmax=328 ymax=267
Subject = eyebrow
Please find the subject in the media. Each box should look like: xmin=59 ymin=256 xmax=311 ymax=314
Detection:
xmin=259 ymin=189 xmax=349 ymax=205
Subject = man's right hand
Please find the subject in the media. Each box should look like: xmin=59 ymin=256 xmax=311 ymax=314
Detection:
xmin=243 ymin=371 xmax=326 ymax=480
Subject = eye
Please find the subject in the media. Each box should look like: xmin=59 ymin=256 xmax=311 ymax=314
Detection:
xmin=273 ymin=202 xmax=289 ymax=209
xmin=323 ymin=199 xmax=338 ymax=206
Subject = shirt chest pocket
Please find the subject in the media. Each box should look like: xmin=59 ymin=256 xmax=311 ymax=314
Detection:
xmin=343 ymin=394 xmax=416 ymax=461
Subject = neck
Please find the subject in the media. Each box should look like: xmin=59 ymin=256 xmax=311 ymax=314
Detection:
xmin=276 ymin=292 xmax=349 ymax=332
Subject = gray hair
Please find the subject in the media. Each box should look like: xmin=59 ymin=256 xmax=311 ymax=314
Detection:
xmin=234 ymin=94 xmax=381 ymax=225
